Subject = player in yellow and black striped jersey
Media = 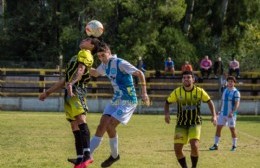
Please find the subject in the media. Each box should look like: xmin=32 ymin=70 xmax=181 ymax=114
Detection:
xmin=164 ymin=71 xmax=217 ymax=168
xmin=39 ymin=37 xmax=100 ymax=168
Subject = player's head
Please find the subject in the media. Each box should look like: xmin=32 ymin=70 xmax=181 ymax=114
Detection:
xmin=96 ymin=42 xmax=112 ymax=63
xmin=227 ymin=76 xmax=236 ymax=83
xmin=79 ymin=37 xmax=100 ymax=55
xmin=226 ymin=76 xmax=236 ymax=88
xmin=182 ymin=71 xmax=195 ymax=87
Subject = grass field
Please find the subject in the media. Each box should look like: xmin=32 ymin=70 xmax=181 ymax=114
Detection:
xmin=0 ymin=111 xmax=259 ymax=168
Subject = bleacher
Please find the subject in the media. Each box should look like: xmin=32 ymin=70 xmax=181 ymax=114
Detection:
xmin=0 ymin=68 xmax=260 ymax=101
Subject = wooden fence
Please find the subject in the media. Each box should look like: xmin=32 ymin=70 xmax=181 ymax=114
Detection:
xmin=0 ymin=68 xmax=260 ymax=101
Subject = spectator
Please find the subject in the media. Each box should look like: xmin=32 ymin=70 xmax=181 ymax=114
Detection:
xmin=229 ymin=56 xmax=240 ymax=78
xmin=200 ymin=55 xmax=213 ymax=78
xmin=181 ymin=61 xmax=193 ymax=72
xmin=135 ymin=56 xmax=146 ymax=85
xmin=213 ymin=56 xmax=224 ymax=78
xmin=164 ymin=57 xmax=175 ymax=76
xmin=136 ymin=56 xmax=146 ymax=73
xmin=220 ymin=72 xmax=228 ymax=93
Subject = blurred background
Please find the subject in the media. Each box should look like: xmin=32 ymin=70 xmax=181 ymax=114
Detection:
xmin=0 ymin=0 xmax=259 ymax=72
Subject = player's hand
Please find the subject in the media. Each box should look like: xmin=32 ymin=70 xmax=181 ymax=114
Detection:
xmin=211 ymin=115 xmax=217 ymax=126
xmin=141 ymin=93 xmax=150 ymax=106
xmin=39 ymin=92 xmax=48 ymax=101
xmin=66 ymin=83 xmax=75 ymax=97
xmin=228 ymin=112 xmax=233 ymax=118
xmin=165 ymin=114 xmax=170 ymax=124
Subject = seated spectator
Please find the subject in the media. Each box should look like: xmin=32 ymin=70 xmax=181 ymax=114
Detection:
xmin=213 ymin=56 xmax=224 ymax=78
xmin=164 ymin=57 xmax=175 ymax=76
xmin=181 ymin=61 xmax=193 ymax=72
xmin=229 ymin=56 xmax=240 ymax=78
xmin=200 ymin=55 xmax=212 ymax=78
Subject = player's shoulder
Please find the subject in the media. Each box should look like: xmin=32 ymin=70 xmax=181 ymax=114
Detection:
xmin=193 ymin=85 xmax=204 ymax=91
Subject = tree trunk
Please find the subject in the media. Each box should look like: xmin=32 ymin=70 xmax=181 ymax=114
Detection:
xmin=183 ymin=0 xmax=195 ymax=35
xmin=212 ymin=0 xmax=229 ymax=54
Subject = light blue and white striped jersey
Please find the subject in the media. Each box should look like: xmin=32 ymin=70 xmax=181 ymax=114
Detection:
xmin=220 ymin=87 xmax=240 ymax=116
xmin=97 ymin=57 xmax=138 ymax=103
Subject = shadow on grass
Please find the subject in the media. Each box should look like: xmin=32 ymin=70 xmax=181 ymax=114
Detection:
xmin=203 ymin=115 xmax=260 ymax=123
xmin=156 ymin=148 xmax=215 ymax=152
xmin=236 ymin=115 xmax=260 ymax=123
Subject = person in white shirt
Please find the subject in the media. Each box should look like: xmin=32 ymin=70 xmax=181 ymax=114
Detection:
xmin=228 ymin=56 xmax=240 ymax=78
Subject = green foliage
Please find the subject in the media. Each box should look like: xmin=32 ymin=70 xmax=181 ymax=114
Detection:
xmin=0 ymin=0 xmax=259 ymax=71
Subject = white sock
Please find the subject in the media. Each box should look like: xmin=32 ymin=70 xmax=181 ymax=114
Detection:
xmin=232 ymin=138 xmax=238 ymax=147
xmin=90 ymin=136 xmax=103 ymax=155
xmin=214 ymin=136 xmax=220 ymax=145
xmin=109 ymin=135 xmax=118 ymax=158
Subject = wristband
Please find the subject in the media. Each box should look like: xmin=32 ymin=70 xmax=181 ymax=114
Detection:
xmin=139 ymin=82 xmax=146 ymax=85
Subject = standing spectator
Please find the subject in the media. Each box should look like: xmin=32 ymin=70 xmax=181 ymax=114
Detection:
xmin=136 ymin=56 xmax=146 ymax=73
xmin=39 ymin=38 xmax=100 ymax=168
xmin=164 ymin=71 xmax=217 ymax=168
xmin=200 ymin=55 xmax=212 ymax=78
xmin=181 ymin=61 xmax=193 ymax=72
xmin=209 ymin=76 xmax=241 ymax=151
xmin=135 ymin=56 xmax=146 ymax=85
xmin=89 ymin=42 xmax=150 ymax=167
xmin=229 ymin=56 xmax=240 ymax=78
xmin=213 ymin=56 xmax=224 ymax=78
xmin=164 ymin=57 xmax=175 ymax=76
xmin=220 ymin=72 xmax=228 ymax=93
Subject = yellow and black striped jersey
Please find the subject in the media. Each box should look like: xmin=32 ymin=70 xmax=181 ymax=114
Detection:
xmin=65 ymin=49 xmax=93 ymax=88
xmin=166 ymin=86 xmax=211 ymax=125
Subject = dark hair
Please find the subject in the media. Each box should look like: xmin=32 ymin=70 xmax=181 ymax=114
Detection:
xmin=182 ymin=71 xmax=194 ymax=77
xmin=96 ymin=42 xmax=110 ymax=53
xmin=90 ymin=38 xmax=101 ymax=55
xmin=227 ymin=76 xmax=236 ymax=83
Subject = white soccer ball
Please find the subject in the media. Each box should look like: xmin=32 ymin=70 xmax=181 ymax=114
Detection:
xmin=85 ymin=20 xmax=104 ymax=37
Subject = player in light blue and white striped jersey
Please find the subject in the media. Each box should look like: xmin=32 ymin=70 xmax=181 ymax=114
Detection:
xmin=90 ymin=42 xmax=150 ymax=167
xmin=209 ymin=76 xmax=241 ymax=151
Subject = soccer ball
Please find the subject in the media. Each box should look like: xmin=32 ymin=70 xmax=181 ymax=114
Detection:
xmin=85 ymin=20 xmax=104 ymax=37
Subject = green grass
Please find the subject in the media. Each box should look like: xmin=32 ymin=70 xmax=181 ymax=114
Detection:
xmin=0 ymin=111 xmax=260 ymax=168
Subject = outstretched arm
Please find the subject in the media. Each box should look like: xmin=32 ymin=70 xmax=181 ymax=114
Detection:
xmin=39 ymin=79 xmax=65 ymax=101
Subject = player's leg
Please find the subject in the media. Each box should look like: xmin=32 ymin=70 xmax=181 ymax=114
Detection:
xmin=209 ymin=115 xmax=225 ymax=150
xmin=66 ymin=120 xmax=83 ymax=166
xmin=174 ymin=126 xmax=188 ymax=168
xmin=101 ymin=118 xmax=120 ymax=168
xmin=90 ymin=103 xmax=117 ymax=156
xmin=65 ymin=99 xmax=84 ymax=166
xmin=228 ymin=116 xmax=237 ymax=151
xmin=101 ymin=102 xmax=136 ymax=167
xmin=68 ymin=95 xmax=93 ymax=167
xmin=75 ymin=114 xmax=94 ymax=167
xmin=189 ymin=125 xmax=201 ymax=168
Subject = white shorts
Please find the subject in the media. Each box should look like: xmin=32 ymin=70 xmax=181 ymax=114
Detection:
xmin=103 ymin=100 xmax=137 ymax=125
xmin=217 ymin=115 xmax=237 ymax=127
